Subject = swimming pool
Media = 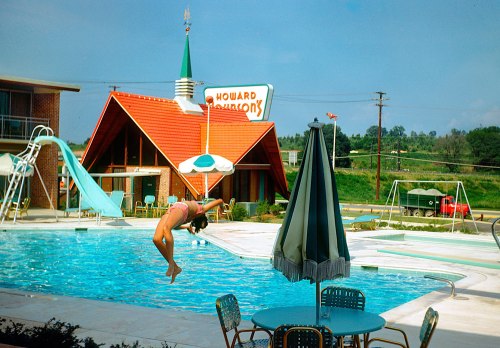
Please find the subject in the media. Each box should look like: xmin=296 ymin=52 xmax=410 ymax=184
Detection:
xmin=369 ymin=233 xmax=497 ymax=248
xmin=0 ymin=229 xmax=462 ymax=319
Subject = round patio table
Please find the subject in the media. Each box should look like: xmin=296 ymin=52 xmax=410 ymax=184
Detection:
xmin=252 ymin=306 xmax=385 ymax=337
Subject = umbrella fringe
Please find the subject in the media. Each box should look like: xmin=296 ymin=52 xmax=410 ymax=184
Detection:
xmin=273 ymin=252 xmax=304 ymax=282
xmin=303 ymin=258 xmax=351 ymax=283
xmin=273 ymin=252 xmax=350 ymax=283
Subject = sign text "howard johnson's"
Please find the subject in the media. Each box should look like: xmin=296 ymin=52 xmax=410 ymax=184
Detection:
xmin=204 ymin=84 xmax=274 ymax=121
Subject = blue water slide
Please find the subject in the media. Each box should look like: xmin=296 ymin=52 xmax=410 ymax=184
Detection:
xmin=34 ymin=135 xmax=123 ymax=218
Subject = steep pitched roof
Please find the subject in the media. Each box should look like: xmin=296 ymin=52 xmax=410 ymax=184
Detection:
xmin=82 ymin=92 xmax=288 ymax=198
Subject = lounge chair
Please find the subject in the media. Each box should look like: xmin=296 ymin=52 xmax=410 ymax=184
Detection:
xmin=367 ymin=307 xmax=439 ymax=348
xmin=321 ymin=286 xmax=366 ymax=348
xmin=272 ymin=324 xmax=335 ymax=348
xmin=134 ymin=195 xmax=155 ymax=217
xmin=215 ymin=294 xmax=272 ymax=348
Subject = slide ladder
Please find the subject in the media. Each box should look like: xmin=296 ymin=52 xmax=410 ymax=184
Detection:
xmin=0 ymin=126 xmax=51 ymax=223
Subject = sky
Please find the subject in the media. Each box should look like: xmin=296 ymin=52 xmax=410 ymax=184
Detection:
xmin=1 ymin=0 xmax=499 ymax=143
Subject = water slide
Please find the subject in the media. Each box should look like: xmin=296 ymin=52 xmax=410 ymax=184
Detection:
xmin=34 ymin=136 xmax=123 ymax=218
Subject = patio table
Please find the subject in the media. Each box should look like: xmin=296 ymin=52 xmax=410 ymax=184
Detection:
xmin=252 ymin=306 xmax=386 ymax=348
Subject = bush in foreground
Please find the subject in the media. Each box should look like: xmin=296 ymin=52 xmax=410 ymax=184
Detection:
xmin=0 ymin=317 xmax=171 ymax=348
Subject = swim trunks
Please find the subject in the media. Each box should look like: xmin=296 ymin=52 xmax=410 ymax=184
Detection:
xmin=169 ymin=202 xmax=190 ymax=225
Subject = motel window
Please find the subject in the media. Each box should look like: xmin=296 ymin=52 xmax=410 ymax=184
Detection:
xmin=0 ymin=90 xmax=32 ymax=116
xmin=0 ymin=91 xmax=8 ymax=115
xmin=11 ymin=92 xmax=31 ymax=116
xmin=113 ymin=168 xmax=125 ymax=191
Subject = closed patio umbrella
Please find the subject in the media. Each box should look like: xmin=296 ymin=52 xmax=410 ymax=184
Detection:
xmin=273 ymin=118 xmax=350 ymax=322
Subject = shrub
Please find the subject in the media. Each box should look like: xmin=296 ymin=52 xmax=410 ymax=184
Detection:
xmin=0 ymin=317 xmax=172 ymax=348
xmin=256 ymin=201 xmax=270 ymax=217
xmin=232 ymin=204 xmax=248 ymax=221
xmin=269 ymin=204 xmax=283 ymax=216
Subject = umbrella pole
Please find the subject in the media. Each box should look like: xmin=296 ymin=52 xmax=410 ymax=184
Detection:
xmin=205 ymin=173 xmax=208 ymax=199
xmin=316 ymin=281 xmax=321 ymax=324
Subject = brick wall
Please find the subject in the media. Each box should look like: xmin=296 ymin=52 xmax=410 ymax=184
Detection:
xmin=31 ymin=93 xmax=60 ymax=208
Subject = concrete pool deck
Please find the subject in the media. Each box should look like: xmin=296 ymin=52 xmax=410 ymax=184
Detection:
xmin=0 ymin=210 xmax=499 ymax=347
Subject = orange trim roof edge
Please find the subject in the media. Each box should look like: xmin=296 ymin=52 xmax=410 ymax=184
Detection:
xmin=81 ymin=92 xmax=116 ymax=165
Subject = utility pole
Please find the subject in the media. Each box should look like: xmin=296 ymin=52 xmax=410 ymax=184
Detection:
xmin=374 ymin=91 xmax=388 ymax=200
xmin=397 ymin=135 xmax=401 ymax=171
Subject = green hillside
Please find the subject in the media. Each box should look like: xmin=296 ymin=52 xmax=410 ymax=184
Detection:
xmin=285 ymin=168 xmax=500 ymax=210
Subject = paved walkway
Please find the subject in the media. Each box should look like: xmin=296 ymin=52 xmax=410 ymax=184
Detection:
xmin=0 ymin=210 xmax=499 ymax=347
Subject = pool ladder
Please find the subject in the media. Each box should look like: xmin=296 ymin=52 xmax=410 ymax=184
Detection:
xmin=424 ymin=275 xmax=456 ymax=297
xmin=492 ymin=218 xmax=500 ymax=250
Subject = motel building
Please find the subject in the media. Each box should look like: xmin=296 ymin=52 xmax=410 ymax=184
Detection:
xmin=0 ymin=76 xmax=80 ymax=209
xmin=80 ymin=24 xmax=289 ymax=212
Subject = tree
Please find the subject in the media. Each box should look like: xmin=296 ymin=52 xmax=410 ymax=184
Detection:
xmin=324 ymin=124 xmax=351 ymax=168
xmin=434 ymin=129 xmax=469 ymax=172
xmin=466 ymin=126 xmax=500 ymax=168
xmin=388 ymin=125 xmax=406 ymax=138
xmin=304 ymin=123 xmax=351 ymax=168
xmin=366 ymin=125 xmax=387 ymax=139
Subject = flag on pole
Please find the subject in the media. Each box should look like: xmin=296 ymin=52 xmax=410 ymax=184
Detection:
xmin=326 ymin=112 xmax=338 ymax=120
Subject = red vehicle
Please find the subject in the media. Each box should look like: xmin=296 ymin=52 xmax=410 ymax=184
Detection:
xmin=400 ymin=189 xmax=470 ymax=218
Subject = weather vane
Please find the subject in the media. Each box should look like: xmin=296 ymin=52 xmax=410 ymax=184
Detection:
xmin=184 ymin=7 xmax=191 ymax=34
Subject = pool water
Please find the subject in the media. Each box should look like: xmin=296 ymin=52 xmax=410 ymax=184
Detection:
xmin=0 ymin=230 xmax=461 ymax=319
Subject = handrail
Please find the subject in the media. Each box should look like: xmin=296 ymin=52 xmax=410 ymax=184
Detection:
xmin=0 ymin=114 xmax=50 ymax=140
xmin=492 ymin=218 xmax=500 ymax=250
xmin=424 ymin=275 xmax=456 ymax=297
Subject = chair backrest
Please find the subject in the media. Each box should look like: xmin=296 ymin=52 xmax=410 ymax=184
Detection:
xmin=419 ymin=307 xmax=439 ymax=348
xmin=273 ymin=324 xmax=334 ymax=348
xmin=229 ymin=198 xmax=236 ymax=208
xmin=22 ymin=197 xmax=31 ymax=210
xmin=110 ymin=191 xmax=124 ymax=209
xmin=321 ymin=286 xmax=365 ymax=310
xmin=167 ymin=195 xmax=178 ymax=204
xmin=215 ymin=294 xmax=241 ymax=348
xmin=144 ymin=195 xmax=155 ymax=205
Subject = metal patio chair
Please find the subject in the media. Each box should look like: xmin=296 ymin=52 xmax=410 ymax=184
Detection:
xmin=134 ymin=195 xmax=155 ymax=217
xmin=222 ymin=198 xmax=236 ymax=221
xmin=272 ymin=324 xmax=335 ymax=348
xmin=215 ymin=294 xmax=272 ymax=348
xmin=367 ymin=307 xmax=439 ymax=348
xmin=321 ymin=286 xmax=366 ymax=348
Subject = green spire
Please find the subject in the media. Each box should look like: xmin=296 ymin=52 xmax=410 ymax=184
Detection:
xmin=180 ymin=34 xmax=192 ymax=78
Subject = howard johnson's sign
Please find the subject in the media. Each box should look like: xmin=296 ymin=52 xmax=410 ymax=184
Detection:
xmin=204 ymin=84 xmax=274 ymax=121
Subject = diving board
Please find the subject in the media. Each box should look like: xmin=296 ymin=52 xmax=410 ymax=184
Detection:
xmin=35 ymin=135 xmax=122 ymax=218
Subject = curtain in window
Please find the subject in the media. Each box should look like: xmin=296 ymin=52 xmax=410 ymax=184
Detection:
xmin=0 ymin=91 xmax=9 ymax=115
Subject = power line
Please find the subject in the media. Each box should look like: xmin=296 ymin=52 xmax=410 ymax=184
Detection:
xmin=59 ymin=80 xmax=177 ymax=84
xmin=273 ymin=96 xmax=372 ymax=104
xmin=339 ymin=153 xmax=500 ymax=170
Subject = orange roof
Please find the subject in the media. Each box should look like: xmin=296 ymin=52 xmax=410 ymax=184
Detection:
xmin=82 ymin=92 xmax=288 ymax=197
